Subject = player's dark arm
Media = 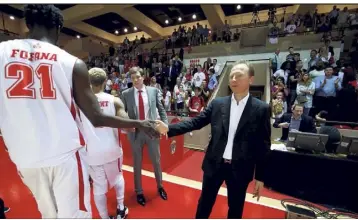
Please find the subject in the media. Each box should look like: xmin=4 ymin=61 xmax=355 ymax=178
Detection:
xmin=114 ymin=97 xmax=129 ymax=118
xmin=167 ymin=101 xmax=213 ymax=137
xmin=72 ymin=59 xmax=155 ymax=133
xmin=156 ymin=88 xmax=168 ymax=124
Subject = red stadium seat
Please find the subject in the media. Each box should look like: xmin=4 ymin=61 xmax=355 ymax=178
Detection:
xmin=334 ymin=125 xmax=352 ymax=129
xmin=353 ymin=126 xmax=358 ymax=130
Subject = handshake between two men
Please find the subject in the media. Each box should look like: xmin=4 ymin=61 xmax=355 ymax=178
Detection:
xmin=131 ymin=120 xmax=169 ymax=139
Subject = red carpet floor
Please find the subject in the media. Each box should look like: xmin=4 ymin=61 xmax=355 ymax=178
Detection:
xmin=0 ymin=136 xmax=287 ymax=218
xmin=169 ymin=150 xmax=296 ymax=201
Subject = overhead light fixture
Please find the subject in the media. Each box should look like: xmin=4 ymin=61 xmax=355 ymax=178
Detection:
xmin=192 ymin=14 xmax=197 ymax=20
xmin=165 ymin=19 xmax=169 ymax=24
xmin=133 ymin=27 xmax=138 ymax=31
xmin=237 ymin=5 xmax=241 ymax=10
xmin=178 ymin=17 xmax=182 ymax=22
xmin=115 ymin=30 xmax=119 ymax=34
xmin=76 ymin=35 xmax=80 ymax=39
xmin=124 ymin=28 xmax=128 ymax=33
xmin=9 ymin=15 xmax=15 ymax=20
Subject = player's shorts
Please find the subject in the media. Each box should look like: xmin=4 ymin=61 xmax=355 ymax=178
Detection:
xmin=18 ymin=151 xmax=91 ymax=218
xmin=88 ymin=154 xmax=123 ymax=196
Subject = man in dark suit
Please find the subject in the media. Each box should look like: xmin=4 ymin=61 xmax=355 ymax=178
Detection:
xmin=167 ymin=60 xmax=179 ymax=91
xmin=156 ymin=60 xmax=271 ymax=219
xmin=273 ymin=104 xmax=317 ymax=141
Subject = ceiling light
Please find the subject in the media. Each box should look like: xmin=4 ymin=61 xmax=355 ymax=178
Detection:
xmin=133 ymin=27 xmax=138 ymax=31
xmin=9 ymin=16 xmax=15 ymax=20
xmin=76 ymin=35 xmax=80 ymax=39
xmin=115 ymin=30 xmax=119 ymax=34
xmin=192 ymin=14 xmax=197 ymax=19
xmin=124 ymin=28 xmax=128 ymax=33
xmin=178 ymin=17 xmax=182 ymax=22
xmin=237 ymin=5 xmax=241 ymax=10
xmin=165 ymin=19 xmax=169 ymax=24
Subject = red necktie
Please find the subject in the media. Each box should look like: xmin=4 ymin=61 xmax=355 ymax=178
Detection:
xmin=138 ymin=90 xmax=145 ymax=120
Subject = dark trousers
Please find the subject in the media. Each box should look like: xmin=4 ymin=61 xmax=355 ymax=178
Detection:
xmin=195 ymin=162 xmax=250 ymax=219
xmin=0 ymin=198 xmax=6 ymax=219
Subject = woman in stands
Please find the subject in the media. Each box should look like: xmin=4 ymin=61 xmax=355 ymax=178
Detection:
xmin=296 ymin=71 xmax=316 ymax=116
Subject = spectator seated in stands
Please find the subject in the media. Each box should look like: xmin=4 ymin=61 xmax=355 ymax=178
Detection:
xmin=273 ymin=104 xmax=317 ymax=141
xmin=319 ymin=125 xmax=341 ymax=153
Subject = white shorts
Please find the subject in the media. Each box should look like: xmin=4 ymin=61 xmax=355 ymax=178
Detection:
xmin=18 ymin=151 xmax=92 ymax=218
xmin=88 ymin=154 xmax=123 ymax=195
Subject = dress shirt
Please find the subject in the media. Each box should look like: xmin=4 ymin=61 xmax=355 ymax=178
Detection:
xmin=134 ymin=86 xmax=149 ymax=120
xmin=222 ymin=93 xmax=250 ymax=160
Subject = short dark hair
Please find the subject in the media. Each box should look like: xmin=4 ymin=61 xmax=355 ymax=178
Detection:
xmin=293 ymin=104 xmax=304 ymax=110
xmin=232 ymin=60 xmax=255 ymax=77
xmin=24 ymin=4 xmax=64 ymax=30
xmin=324 ymin=64 xmax=333 ymax=70
xmin=194 ymin=87 xmax=202 ymax=92
xmin=288 ymin=46 xmax=294 ymax=50
xmin=129 ymin=67 xmax=145 ymax=76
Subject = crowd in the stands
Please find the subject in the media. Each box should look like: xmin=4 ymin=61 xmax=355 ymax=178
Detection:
xmin=87 ymin=44 xmax=221 ymax=116
xmin=270 ymin=37 xmax=358 ymax=125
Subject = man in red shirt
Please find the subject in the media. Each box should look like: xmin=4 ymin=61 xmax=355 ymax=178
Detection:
xmin=188 ymin=87 xmax=205 ymax=117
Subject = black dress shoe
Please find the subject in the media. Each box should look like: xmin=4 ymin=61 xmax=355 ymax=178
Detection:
xmin=136 ymin=194 xmax=146 ymax=206
xmin=158 ymin=187 xmax=167 ymax=200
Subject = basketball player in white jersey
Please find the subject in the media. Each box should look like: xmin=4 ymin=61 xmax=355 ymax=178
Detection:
xmin=85 ymin=67 xmax=129 ymax=219
xmin=0 ymin=5 xmax=159 ymax=218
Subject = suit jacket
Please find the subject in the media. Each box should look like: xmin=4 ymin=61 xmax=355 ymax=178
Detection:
xmin=273 ymin=113 xmax=317 ymax=140
xmin=122 ymin=86 xmax=168 ymax=140
xmin=168 ymin=95 xmax=271 ymax=182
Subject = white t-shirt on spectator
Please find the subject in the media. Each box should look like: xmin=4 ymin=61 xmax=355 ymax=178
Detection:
xmin=309 ymin=69 xmax=325 ymax=78
xmin=285 ymin=24 xmax=296 ymax=34
xmin=273 ymin=69 xmax=289 ymax=84
xmin=192 ymin=72 xmax=206 ymax=87
xmin=338 ymin=11 xmax=349 ymax=24
xmin=165 ymin=91 xmax=171 ymax=107
xmin=210 ymin=65 xmax=220 ymax=76
xmin=105 ymin=79 xmax=113 ymax=91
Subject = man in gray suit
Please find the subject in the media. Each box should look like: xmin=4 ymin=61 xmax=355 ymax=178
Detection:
xmin=122 ymin=67 xmax=168 ymax=206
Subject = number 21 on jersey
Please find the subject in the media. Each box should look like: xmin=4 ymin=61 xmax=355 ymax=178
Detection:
xmin=5 ymin=62 xmax=56 ymax=99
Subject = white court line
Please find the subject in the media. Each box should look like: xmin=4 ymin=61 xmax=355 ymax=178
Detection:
xmin=122 ymin=164 xmax=286 ymax=212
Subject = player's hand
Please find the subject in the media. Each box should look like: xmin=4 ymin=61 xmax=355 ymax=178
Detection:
xmin=138 ymin=120 xmax=160 ymax=139
xmin=252 ymin=180 xmax=264 ymax=201
xmin=155 ymin=120 xmax=169 ymax=136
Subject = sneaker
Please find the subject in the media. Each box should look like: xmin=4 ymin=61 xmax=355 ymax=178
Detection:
xmin=4 ymin=207 xmax=10 ymax=213
xmin=117 ymin=206 xmax=129 ymax=219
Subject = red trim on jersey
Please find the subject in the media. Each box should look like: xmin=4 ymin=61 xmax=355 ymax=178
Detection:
xmin=117 ymin=156 xmax=122 ymax=173
xmin=75 ymin=151 xmax=87 ymax=212
xmin=70 ymin=89 xmax=85 ymax=146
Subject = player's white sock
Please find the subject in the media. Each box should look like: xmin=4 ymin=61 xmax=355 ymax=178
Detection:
xmin=94 ymin=194 xmax=109 ymax=219
xmin=114 ymin=172 xmax=125 ymax=210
